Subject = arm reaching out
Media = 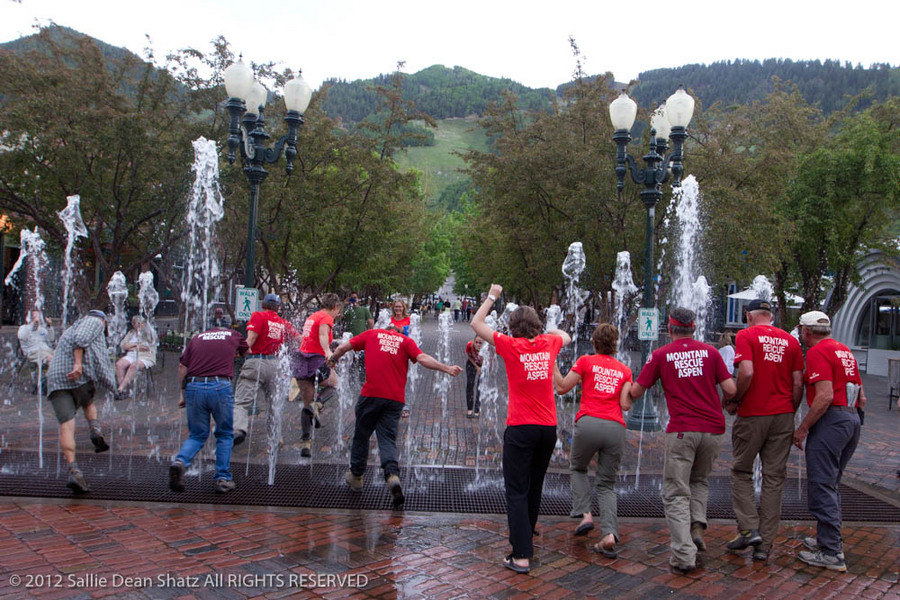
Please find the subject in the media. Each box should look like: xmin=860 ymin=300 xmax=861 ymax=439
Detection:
xmin=471 ymin=284 xmax=502 ymax=343
xmin=417 ymin=352 xmax=463 ymax=377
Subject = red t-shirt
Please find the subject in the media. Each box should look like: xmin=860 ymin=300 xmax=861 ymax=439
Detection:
xmin=465 ymin=340 xmax=484 ymax=367
xmin=493 ymin=332 xmax=564 ymax=426
xmin=804 ymin=338 xmax=862 ymax=407
xmin=390 ymin=316 xmax=411 ymax=332
xmin=180 ymin=328 xmax=248 ymax=377
xmin=636 ymin=338 xmax=730 ymax=434
xmin=246 ymin=310 xmax=295 ymax=355
xmin=734 ymin=325 xmax=803 ymax=416
xmin=299 ymin=310 xmax=334 ymax=356
xmin=351 ymin=329 xmax=423 ymax=403
xmin=572 ymin=354 xmax=632 ymax=427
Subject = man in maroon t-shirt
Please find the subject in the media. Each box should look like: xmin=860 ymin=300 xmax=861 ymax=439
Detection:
xmin=725 ymin=298 xmax=803 ymax=560
xmin=170 ymin=324 xmax=248 ymax=494
xmin=328 ymin=326 xmax=461 ymax=507
xmin=630 ymin=307 xmax=736 ymax=573
xmin=233 ymin=293 xmax=297 ymax=446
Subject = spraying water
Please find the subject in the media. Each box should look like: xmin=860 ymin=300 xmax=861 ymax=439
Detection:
xmin=374 ymin=308 xmax=391 ymax=329
xmin=106 ymin=272 xmax=128 ymax=351
xmin=57 ymin=195 xmax=89 ymax=327
xmin=475 ymin=312 xmax=502 ymax=482
xmin=612 ymin=251 xmax=638 ymax=366
xmin=561 ymin=241 xmax=587 ymax=355
xmin=334 ymin=332 xmax=354 ymax=455
xmin=544 ymin=305 xmax=562 ymax=332
xmin=670 ymin=176 xmax=711 ymax=341
xmin=434 ymin=311 xmax=453 ymax=418
xmin=182 ymin=137 xmax=225 ymax=336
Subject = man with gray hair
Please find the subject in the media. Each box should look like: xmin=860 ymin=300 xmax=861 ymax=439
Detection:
xmin=793 ymin=310 xmax=864 ymax=572
xmin=630 ymin=307 xmax=736 ymax=573
xmin=724 ymin=299 xmax=803 ymax=561
xmin=46 ymin=310 xmax=118 ymax=493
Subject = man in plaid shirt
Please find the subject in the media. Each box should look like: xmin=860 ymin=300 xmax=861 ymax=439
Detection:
xmin=46 ymin=310 xmax=118 ymax=493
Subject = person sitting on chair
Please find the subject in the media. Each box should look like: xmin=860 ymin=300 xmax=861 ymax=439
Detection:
xmin=116 ymin=315 xmax=158 ymax=395
xmin=18 ymin=308 xmax=55 ymax=366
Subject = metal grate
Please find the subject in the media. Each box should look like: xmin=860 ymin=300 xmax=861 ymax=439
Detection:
xmin=1 ymin=450 xmax=898 ymax=521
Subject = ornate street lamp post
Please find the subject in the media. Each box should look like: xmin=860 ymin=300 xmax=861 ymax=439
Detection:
xmin=609 ymin=86 xmax=696 ymax=431
xmin=223 ymin=59 xmax=313 ymax=288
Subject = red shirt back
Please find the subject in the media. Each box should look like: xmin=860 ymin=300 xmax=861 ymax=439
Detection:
xmin=299 ymin=310 xmax=334 ymax=355
xmin=246 ymin=310 xmax=294 ymax=355
xmin=734 ymin=325 xmax=803 ymax=416
xmin=493 ymin=332 xmax=563 ymax=426
xmin=804 ymin=338 xmax=862 ymax=407
xmin=636 ymin=338 xmax=730 ymax=434
xmin=572 ymin=354 xmax=632 ymax=427
xmin=351 ymin=329 xmax=423 ymax=403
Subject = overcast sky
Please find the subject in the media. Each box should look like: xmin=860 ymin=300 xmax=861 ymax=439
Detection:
xmin=2 ymin=0 xmax=897 ymax=92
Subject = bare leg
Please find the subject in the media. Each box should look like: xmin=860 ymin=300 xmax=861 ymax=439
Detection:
xmin=115 ymin=358 xmax=129 ymax=387
xmin=60 ymin=419 xmax=76 ymax=465
xmin=118 ymin=362 xmax=143 ymax=392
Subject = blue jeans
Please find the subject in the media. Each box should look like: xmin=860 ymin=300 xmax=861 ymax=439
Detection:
xmin=176 ymin=380 xmax=234 ymax=481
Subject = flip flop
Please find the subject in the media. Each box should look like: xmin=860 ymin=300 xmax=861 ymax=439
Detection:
xmin=574 ymin=522 xmax=595 ymax=537
xmin=503 ymin=555 xmax=530 ymax=574
xmin=591 ymin=542 xmax=618 ymax=559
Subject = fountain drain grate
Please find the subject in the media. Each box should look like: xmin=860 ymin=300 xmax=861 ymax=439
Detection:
xmin=0 ymin=451 xmax=898 ymax=521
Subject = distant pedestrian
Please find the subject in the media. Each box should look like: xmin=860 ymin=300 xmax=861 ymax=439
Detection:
xmin=794 ymin=311 xmax=864 ymax=572
xmin=46 ymin=310 xmax=117 ymax=493
xmin=472 ymin=284 xmax=571 ymax=574
xmin=630 ymin=307 xmax=736 ymax=573
xmin=170 ymin=323 xmax=248 ymax=494
xmin=343 ymin=292 xmax=373 ymax=383
xmin=716 ymin=331 xmax=735 ymax=376
xmin=555 ymin=323 xmax=632 ymax=558
xmin=453 ymin=298 xmax=462 ymax=322
xmin=329 ymin=326 xmax=461 ymax=507
xmin=465 ymin=335 xmax=484 ymax=417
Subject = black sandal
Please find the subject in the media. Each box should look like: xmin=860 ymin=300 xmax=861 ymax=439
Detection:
xmin=504 ymin=554 xmax=530 ymax=574
xmin=591 ymin=542 xmax=618 ymax=559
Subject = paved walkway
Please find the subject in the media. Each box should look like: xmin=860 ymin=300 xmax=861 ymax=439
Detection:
xmin=1 ymin=317 xmax=899 ymax=598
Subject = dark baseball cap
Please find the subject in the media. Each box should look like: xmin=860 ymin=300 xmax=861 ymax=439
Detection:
xmin=746 ymin=299 xmax=773 ymax=312
xmin=87 ymin=309 xmax=107 ymax=321
xmin=263 ymin=293 xmax=281 ymax=305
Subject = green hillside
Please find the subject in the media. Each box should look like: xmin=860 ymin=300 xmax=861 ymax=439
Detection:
xmin=394 ymin=117 xmax=487 ymax=201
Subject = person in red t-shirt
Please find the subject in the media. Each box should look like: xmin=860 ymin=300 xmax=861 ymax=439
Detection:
xmin=328 ymin=325 xmax=461 ymax=507
xmin=793 ymin=311 xmax=865 ymax=572
xmin=630 ymin=307 xmax=736 ymax=573
xmin=389 ymin=299 xmax=411 ymax=334
xmin=464 ymin=336 xmax=484 ymax=417
xmin=293 ymin=293 xmax=343 ymax=457
xmin=471 ymin=284 xmax=571 ymax=575
xmin=725 ymin=298 xmax=803 ymax=561
xmin=554 ymin=323 xmax=632 ymax=557
xmin=233 ymin=293 xmax=298 ymax=446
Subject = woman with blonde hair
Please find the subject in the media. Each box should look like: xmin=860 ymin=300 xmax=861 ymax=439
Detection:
xmin=389 ymin=299 xmax=411 ymax=334
xmin=555 ymin=323 xmax=632 ymax=557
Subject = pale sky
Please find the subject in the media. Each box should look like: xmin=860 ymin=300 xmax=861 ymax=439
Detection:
xmin=1 ymin=0 xmax=897 ymax=92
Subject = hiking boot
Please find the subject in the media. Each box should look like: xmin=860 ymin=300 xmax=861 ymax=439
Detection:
xmin=169 ymin=461 xmax=186 ymax=493
xmin=345 ymin=471 xmax=363 ymax=490
xmin=668 ymin=557 xmax=696 ymax=574
xmin=691 ymin=522 xmax=706 ymax=552
xmin=214 ymin=478 xmax=235 ymax=493
xmin=386 ymin=474 xmax=404 ymax=507
xmin=233 ymin=430 xmax=246 ymax=446
xmin=89 ymin=428 xmax=109 ymax=453
xmin=727 ymin=529 xmax=762 ymax=551
xmin=802 ymin=536 xmax=844 ymax=560
xmin=752 ymin=548 xmax=769 ymax=562
xmin=66 ymin=469 xmax=90 ymax=494
xmin=299 ymin=439 xmax=311 ymax=458
xmin=798 ymin=549 xmax=847 ymax=572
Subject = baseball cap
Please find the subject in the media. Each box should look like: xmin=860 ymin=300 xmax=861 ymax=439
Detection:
xmin=263 ymin=293 xmax=281 ymax=305
xmin=799 ymin=311 xmax=830 ymax=327
xmin=746 ymin=299 xmax=773 ymax=312
xmin=87 ymin=309 xmax=107 ymax=321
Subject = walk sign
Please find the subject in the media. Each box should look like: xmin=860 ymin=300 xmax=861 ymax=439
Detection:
xmin=236 ymin=287 xmax=258 ymax=321
xmin=638 ymin=308 xmax=659 ymax=341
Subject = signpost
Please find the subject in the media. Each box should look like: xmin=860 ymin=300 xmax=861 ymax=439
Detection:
xmin=236 ymin=287 xmax=258 ymax=321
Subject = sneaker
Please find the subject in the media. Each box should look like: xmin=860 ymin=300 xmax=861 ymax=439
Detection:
xmin=386 ymin=474 xmax=405 ymax=507
xmin=345 ymin=471 xmax=363 ymax=490
xmin=214 ymin=478 xmax=235 ymax=493
xmin=299 ymin=440 xmax=311 ymax=458
xmin=802 ymin=536 xmax=844 ymax=560
xmin=169 ymin=461 xmax=186 ymax=493
xmin=66 ymin=469 xmax=90 ymax=493
xmin=752 ymin=548 xmax=769 ymax=562
xmin=798 ymin=549 xmax=847 ymax=572
xmin=727 ymin=529 xmax=762 ymax=551
xmin=668 ymin=558 xmax=696 ymax=574
xmin=691 ymin=522 xmax=706 ymax=552
xmin=89 ymin=428 xmax=110 ymax=453
xmin=233 ymin=430 xmax=246 ymax=446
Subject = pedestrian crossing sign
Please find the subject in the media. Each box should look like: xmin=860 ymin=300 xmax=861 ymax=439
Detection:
xmin=236 ymin=287 xmax=258 ymax=321
xmin=638 ymin=308 xmax=659 ymax=340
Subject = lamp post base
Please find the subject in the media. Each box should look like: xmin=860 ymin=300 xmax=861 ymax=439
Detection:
xmin=626 ymin=389 xmax=662 ymax=432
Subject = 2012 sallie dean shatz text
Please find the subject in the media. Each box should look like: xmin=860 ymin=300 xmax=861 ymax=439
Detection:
xmin=18 ymin=572 xmax=370 ymax=589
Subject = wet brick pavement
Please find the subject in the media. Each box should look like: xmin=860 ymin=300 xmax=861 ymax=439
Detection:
xmin=1 ymin=317 xmax=899 ymax=598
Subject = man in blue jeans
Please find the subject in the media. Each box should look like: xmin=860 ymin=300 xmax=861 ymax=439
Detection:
xmin=169 ymin=322 xmax=249 ymax=493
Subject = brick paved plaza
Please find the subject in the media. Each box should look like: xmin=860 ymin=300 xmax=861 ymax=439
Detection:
xmin=1 ymin=318 xmax=899 ymax=599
